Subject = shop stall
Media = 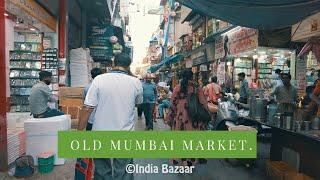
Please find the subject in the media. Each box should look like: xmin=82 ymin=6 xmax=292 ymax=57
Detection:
xmin=4 ymin=0 xmax=60 ymax=168
xmin=214 ymin=27 xmax=296 ymax=90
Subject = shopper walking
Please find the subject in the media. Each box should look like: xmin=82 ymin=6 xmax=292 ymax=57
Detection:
xmin=29 ymin=71 xmax=64 ymax=118
xmin=166 ymin=69 xmax=208 ymax=166
xmin=237 ymin=72 xmax=249 ymax=104
xmin=83 ymin=68 xmax=103 ymax=131
xmin=78 ymin=53 xmax=143 ymax=180
xmin=142 ymin=74 xmax=157 ymax=130
xmin=204 ymin=76 xmax=222 ymax=104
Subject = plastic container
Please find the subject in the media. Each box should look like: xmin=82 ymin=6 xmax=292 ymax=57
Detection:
xmin=37 ymin=152 xmax=55 ymax=174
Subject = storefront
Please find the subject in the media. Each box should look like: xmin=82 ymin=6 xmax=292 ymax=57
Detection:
xmin=214 ymin=26 xmax=296 ymax=90
xmin=0 ymin=0 xmax=62 ymax=170
xmin=292 ymin=12 xmax=320 ymax=91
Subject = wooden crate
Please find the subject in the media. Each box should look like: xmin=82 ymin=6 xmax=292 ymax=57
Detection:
xmin=59 ymin=87 xmax=84 ymax=98
xmin=59 ymin=97 xmax=83 ymax=107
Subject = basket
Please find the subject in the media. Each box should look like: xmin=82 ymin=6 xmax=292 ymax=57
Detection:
xmin=37 ymin=152 xmax=55 ymax=174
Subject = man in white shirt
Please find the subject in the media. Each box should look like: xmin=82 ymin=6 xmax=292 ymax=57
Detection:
xmin=78 ymin=53 xmax=143 ymax=180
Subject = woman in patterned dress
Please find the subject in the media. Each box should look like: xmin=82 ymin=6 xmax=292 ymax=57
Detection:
xmin=166 ymin=69 xmax=208 ymax=166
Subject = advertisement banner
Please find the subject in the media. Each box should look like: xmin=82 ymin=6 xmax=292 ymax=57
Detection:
xmin=87 ymin=24 xmax=114 ymax=62
xmin=292 ymin=12 xmax=320 ymax=42
xmin=217 ymin=62 xmax=226 ymax=84
xmin=296 ymin=58 xmax=307 ymax=96
xmin=215 ymin=36 xmax=225 ymax=60
xmin=228 ymin=28 xmax=258 ymax=56
xmin=58 ymin=131 xmax=257 ymax=158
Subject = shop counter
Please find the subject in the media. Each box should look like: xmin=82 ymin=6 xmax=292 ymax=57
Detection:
xmin=245 ymin=118 xmax=320 ymax=179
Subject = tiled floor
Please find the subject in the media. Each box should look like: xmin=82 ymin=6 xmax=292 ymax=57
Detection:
xmin=0 ymin=114 xmax=270 ymax=180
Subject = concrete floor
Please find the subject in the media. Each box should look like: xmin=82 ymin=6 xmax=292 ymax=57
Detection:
xmin=0 ymin=115 xmax=270 ymax=180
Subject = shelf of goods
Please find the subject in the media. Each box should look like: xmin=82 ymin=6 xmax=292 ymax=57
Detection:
xmin=258 ymin=63 xmax=272 ymax=79
xmin=233 ymin=60 xmax=253 ymax=81
xmin=10 ymin=41 xmax=42 ymax=112
xmin=42 ymin=49 xmax=59 ymax=109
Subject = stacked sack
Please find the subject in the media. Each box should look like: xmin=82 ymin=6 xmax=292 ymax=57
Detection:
xmin=7 ymin=129 xmax=26 ymax=166
xmin=70 ymin=48 xmax=93 ymax=87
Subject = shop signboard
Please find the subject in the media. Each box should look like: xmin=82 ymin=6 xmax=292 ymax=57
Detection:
xmin=191 ymin=46 xmax=207 ymax=66
xmin=296 ymin=58 xmax=307 ymax=96
xmin=292 ymin=12 xmax=320 ymax=42
xmin=215 ymin=36 xmax=225 ymax=59
xmin=87 ymin=23 xmax=114 ymax=62
xmin=228 ymin=28 xmax=258 ymax=56
xmin=217 ymin=62 xmax=225 ymax=84
xmin=8 ymin=0 xmax=57 ymax=31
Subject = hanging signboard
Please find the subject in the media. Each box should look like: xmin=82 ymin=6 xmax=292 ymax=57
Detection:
xmin=296 ymin=58 xmax=307 ymax=96
xmin=191 ymin=46 xmax=207 ymax=66
xmin=87 ymin=23 xmax=114 ymax=62
xmin=8 ymin=0 xmax=57 ymax=31
xmin=217 ymin=62 xmax=226 ymax=84
xmin=228 ymin=28 xmax=258 ymax=56
xmin=215 ymin=36 xmax=225 ymax=60
xmin=291 ymin=12 xmax=320 ymax=42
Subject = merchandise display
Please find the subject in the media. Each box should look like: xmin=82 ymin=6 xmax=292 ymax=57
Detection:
xmin=10 ymin=52 xmax=41 ymax=112
xmin=42 ymin=49 xmax=59 ymax=108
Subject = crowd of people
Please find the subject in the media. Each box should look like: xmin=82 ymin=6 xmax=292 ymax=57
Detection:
xmin=29 ymin=52 xmax=320 ymax=179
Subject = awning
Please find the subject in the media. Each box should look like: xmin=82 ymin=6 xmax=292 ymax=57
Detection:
xmin=298 ymin=39 xmax=320 ymax=63
xmin=148 ymin=54 xmax=184 ymax=73
xmin=178 ymin=0 xmax=320 ymax=29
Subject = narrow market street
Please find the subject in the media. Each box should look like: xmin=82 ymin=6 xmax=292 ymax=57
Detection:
xmin=1 ymin=112 xmax=269 ymax=180
xmin=1 ymin=0 xmax=320 ymax=180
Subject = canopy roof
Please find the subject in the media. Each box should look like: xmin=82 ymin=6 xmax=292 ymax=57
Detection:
xmin=178 ymin=0 xmax=320 ymax=29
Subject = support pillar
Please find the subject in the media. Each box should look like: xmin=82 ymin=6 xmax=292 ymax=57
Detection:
xmin=59 ymin=0 xmax=67 ymax=59
xmin=0 ymin=0 xmax=8 ymax=171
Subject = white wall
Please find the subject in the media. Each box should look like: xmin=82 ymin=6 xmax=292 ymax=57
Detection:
xmin=5 ymin=19 xmax=14 ymax=97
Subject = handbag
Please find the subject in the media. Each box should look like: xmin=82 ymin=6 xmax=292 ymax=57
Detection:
xmin=74 ymin=158 xmax=94 ymax=180
xmin=14 ymin=155 xmax=35 ymax=178
xmin=188 ymin=85 xmax=211 ymax=127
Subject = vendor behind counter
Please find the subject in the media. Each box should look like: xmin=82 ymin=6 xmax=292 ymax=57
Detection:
xmin=269 ymin=73 xmax=298 ymax=114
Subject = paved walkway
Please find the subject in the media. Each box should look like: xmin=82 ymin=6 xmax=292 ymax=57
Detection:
xmin=0 ymin=113 xmax=270 ymax=180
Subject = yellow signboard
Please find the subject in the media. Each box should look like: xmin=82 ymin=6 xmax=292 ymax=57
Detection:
xmin=9 ymin=0 xmax=57 ymax=32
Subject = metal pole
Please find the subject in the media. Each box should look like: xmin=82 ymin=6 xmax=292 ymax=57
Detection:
xmin=162 ymin=0 xmax=174 ymax=60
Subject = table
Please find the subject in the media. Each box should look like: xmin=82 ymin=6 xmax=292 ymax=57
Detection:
xmin=269 ymin=126 xmax=320 ymax=179
xmin=243 ymin=117 xmax=320 ymax=179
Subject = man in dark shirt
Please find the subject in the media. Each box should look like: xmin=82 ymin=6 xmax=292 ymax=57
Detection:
xmin=142 ymin=74 xmax=157 ymax=130
xmin=237 ymin=72 xmax=249 ymax=104
xmin=29 ymin=71 xmax=64 ymax=118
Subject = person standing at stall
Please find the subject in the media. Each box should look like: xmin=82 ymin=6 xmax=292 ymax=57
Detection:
xmin=270 ymin=73 xmax=298 ymax=113
xmin=142 ymin=74 xmax=157 ymax=130
xmin=83 ymin=68 xmax=102 ymax=131
xmin=237 ymin=72 xmax=249 ymax=104
xmin=29 ymin=71 xmax=64 ymax=118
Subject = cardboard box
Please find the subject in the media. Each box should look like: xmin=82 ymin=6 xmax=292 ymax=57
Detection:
xmin=61 ymin=106 xmax=81 ymax=119
xmin=59 ymin=97 xmax=83 ymax=107
xmin=59 ymin=87 xmax=84 ymax=98
xmin=284 ymin=172 xmax=314 ymax=180
xmin=266 ymin=160 xmax=296 ymax=180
